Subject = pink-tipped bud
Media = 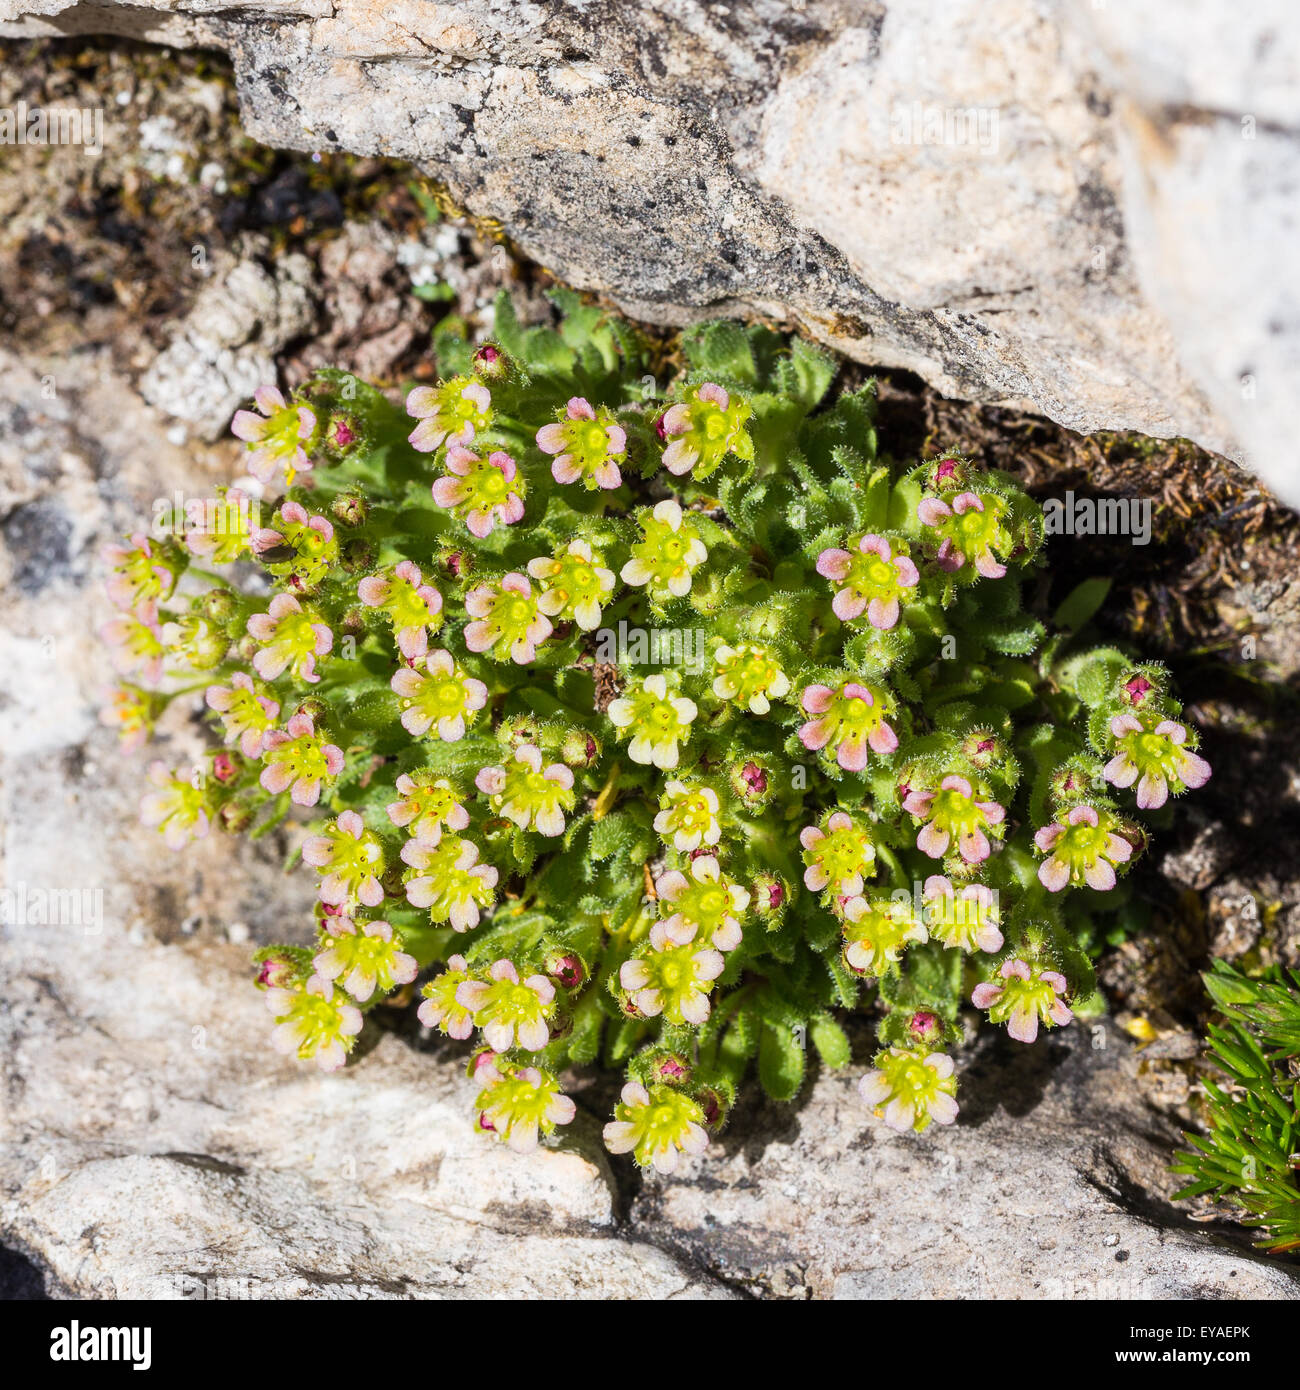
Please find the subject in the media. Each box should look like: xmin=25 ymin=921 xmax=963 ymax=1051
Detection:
xmin=1122 ymin=673 xmax=1157 ymax=707
xmin=908 ymin=1010 xmax=943 ymax=1047
xmin=473 ymin=343 xmax=506 ymax=379
xmin=439 ymin=547 xmax=472 ymax=581
xmin=650 ymin=1052 xmax=691 ymax=1086
xmin=561 ymin=729 xmax=600 ymax=769
xmin=544 ymin=951 xmax=586 ymax=990
xmin=255 ymin=952 xmax=295 ymax=989
xmin=730 ymin=758 xmax=769 ymax=805
xmin=962 ymin=730 xmax=1000 ymax=770
xmin=327 ymin=415 xmax=358 ymax=451
xmin=211 ymin=752 xmax=237 ymax=784
xmin=695 ymin=1085 xmax=727 ymax=1129
xmin=753 ymin=873 xmax=787 ymax=917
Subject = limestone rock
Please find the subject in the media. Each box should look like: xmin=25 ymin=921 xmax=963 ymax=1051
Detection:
xmin=138 ymin=240 xmax=317 ymax=440
xmin=2 ymin=0 xmax=1298 ymax=504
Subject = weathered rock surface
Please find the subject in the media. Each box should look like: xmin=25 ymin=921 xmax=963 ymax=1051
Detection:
xmin=3 ymin=0 xmax=1298 ymax=505
xmin=1 ymin=348 xmax=1298 ymax=1300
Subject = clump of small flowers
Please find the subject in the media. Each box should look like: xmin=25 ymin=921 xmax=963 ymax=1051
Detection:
xmin=105 ymin=299 xmax=1209 ymax=1166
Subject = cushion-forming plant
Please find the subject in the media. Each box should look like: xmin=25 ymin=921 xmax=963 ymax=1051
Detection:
xmin=101 ymin=294 xmax=1212 ymax=1171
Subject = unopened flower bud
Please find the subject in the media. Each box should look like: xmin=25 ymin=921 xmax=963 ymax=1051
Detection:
xmin=219 ymin=800 xmax=254 ymax=834
xmin=908 ymin=1010 xmax=944 ymax=1048
xmin=650 ymin=1052 xmax=691 ymax=1086
xmin=472 ymin=342 xmax=507 ymax=380
xmin=201 ymin=588 xmax=239 ymax=624
xmin=962 ymin=730 xmax=1000 ymax=770
xmin=544 ymin=950 xmax=586 ymax=990
xmin=695 ymin=1085 xmax=727 ymax=1129
xmin=330 ymin=492 xmax=367 ymax=527
xmin=730 ymin=758 xmax=769 ymax=805
xmin=255 ymin=951 xmax=295 ymax=989
xmin=752 ymin=873 xmax=788 ymax=918
xmin=498 ymin=716 xmax=541 ymax=750
xmin=211 ymin=752 xmax=238 ymax=784
xmin=326 ymin=414 xmax=359 ymax=452
xmin=438 ymin=546 xmax=472 ymax=581
xmin=929 ymin=456 xmax=964 ymax=490
xmin=561 ymin=728 xmax=600 ymax=769
xmin=1121 ymin=672 xmax=1157 ymax=707
xmin=295 ymin=697 xmax=329 ymax=724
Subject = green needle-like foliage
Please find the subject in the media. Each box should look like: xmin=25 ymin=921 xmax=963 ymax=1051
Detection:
xmin=1173 ymin=961 xmax=1300 ymax=1252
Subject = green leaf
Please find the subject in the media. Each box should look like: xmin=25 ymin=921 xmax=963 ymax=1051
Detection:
xmin=758 ymin=1020 xmax=806 ymax=1101
xmin=1052 ymin=577 xmax=1112 ymax=632
xmin=809 ymin=1014 xmax=852 ymax=1070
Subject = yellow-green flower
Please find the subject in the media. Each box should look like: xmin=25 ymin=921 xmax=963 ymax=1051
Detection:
xmin=653 ymin=780 xmax=721 ymax=852
xmin=313 ymin=917 xmax=417 ymax=1002
xmin=859 ymin=1048 xmax=958 ymax=1132
xmin=301 ymin=810 xmax=385 ymax=909
xmin=251 ymin=502 xmax=338 ymax=589
xmin=536 ymin=396 xmax=626 ymax=490
xmin=603 ymin=1081 xmax=709 ymax=1173
xmin=619 ymin=500 xmax=708 ymax=600
xmin=711 ymin=643 xmax=790 ymax=714
xmin=841 ymin=894 xmax=927 ymax=977
xmin=475 ymin=1058 xmax=577 ymax=1152
xmin=456 ymin=958 xmax=557 ymax=1052
xmin=620 ymin=926 xmax=725 ymax=1024
xmin=606 ymin=672 xmax=697 ymax=770
xmin=264 ymin=973 xmax=362 ymax=1071
xmin=232 ymin=385 xmax=317 ymax=486
xmin=418 ymin=954 xmax=476 ymax=1038
xmin=406 ymin=376 xmax=492 ymax=452
xmin=653 ymin=855 xmax=749 ymax=951
xmin=660 ymin=382 xmax=753 ymax=480
xmin=402 ymin=835 xmax=498 ymax=931
xmin=139 ymin=760 xmax=211 ymax=850
xmin=526 ymin=540 xmax=616 ymax=631
xmin=800 ymin=809 xmax=877 ymax=897
xmin=386 ymin=772 xmax=470 ymax=845
xmin=474 ymin=743 xmax=576 ymax=837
